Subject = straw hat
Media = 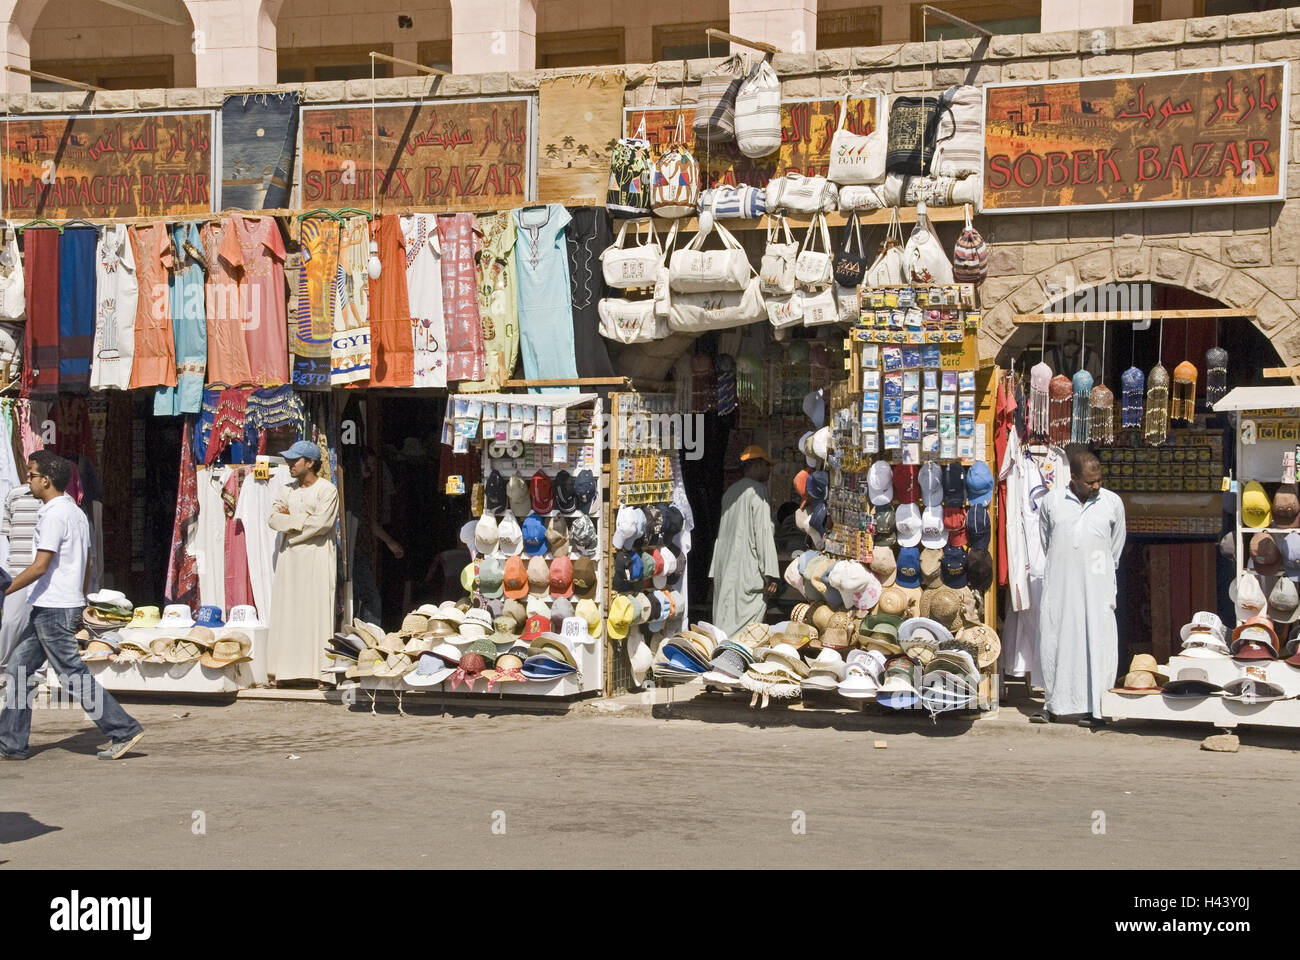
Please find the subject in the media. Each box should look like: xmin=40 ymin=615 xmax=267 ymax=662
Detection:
xmin=400 ymin=613 xmax=430 ymax=637
xmin=200 ymin=633 xmax=254 ymax=669
xmin=957 ymin=623 xmax=1001 ymax=670
xmin=1110 ymin=653 xmax=1167 ymax=695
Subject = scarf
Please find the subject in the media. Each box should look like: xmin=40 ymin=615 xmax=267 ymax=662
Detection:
xmin=165 ymin=417 xmax=200 ymax=611
xmin=1070 ymin=370 xmax=1093 ymax=444
xmin=1144 ymin=363 xmax=1170 ymax=446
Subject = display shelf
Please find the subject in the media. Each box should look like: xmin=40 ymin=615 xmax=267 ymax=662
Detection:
xmin=1102 ymin=690 xmax=1300 ymax=729
xmin=78 ymin=660 xmax=251 ymax=694
xmin=638 ymin=205 xmax=971 ymax=234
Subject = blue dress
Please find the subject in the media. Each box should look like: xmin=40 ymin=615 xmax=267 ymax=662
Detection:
xmin=513 ymin=204 xmax=578 ymax=394
xmin=155 ymin=221 xmax=208 ymax=415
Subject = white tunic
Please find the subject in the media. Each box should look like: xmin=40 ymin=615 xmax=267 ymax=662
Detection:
xmin=402 ymin=214 xmax=448 ymax=388
xmin=267 ymin=477 xmax=338 ymax=683
xmin=1038 ymin=485 xmax=1126 ymax=717
xmin=90 ymin=224 xmax=138 ymax=391
xmin=234 ymin=465 xmax=290 ymax=623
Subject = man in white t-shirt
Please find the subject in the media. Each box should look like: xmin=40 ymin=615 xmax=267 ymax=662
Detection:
xmin=0 ymin=451 xmax=144 ymax=761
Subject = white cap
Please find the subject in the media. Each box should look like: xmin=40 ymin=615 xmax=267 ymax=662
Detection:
xmin=1229 ymin=572 xmax=1267 ymax=622
xmin=868 ymin=461 xmax=894 ymax=506
xmin=612 ymin=505 xmax=645 ymax=550
xmin=918 ymin=462 xmax=943 ymax=508
xmin=496 ymin=513 xmax=523 ymax=556
xmin=811 ymin=427 xmax=831 ymax=465
xmin=895 ymin=503 xmax=923 ymax=547
xmin=561 ymin=616 xmax=596 ymax=647
xmin=474 ymin=513 xmax=500 ymax=555
xmin=654 ymin=547 xmax=677 ymax=589
xmin=920 ymin=505 xmax=948 ymax=549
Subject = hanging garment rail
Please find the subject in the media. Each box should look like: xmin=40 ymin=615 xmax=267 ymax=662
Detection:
xmin=1012 ymin=309 xmax=1244 ymax=324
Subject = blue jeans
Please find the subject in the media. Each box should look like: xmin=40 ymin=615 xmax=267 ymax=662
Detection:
xmin=0 ymin=606 xmax=143 ymax=758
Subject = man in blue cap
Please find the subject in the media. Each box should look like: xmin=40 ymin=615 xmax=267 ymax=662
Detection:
xmin=268 ymin=440 xmax=339 ymax=686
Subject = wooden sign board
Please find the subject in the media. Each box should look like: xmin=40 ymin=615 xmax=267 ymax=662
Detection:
xmin=983 ymin=63 xmax=1288 ymax=213
xmin=298 ymin=96 xmax=535 ymax=211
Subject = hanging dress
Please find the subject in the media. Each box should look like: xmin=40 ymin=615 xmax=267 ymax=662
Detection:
xmin=155 ymin=221 xmax=208 ymax=414
xmin=513 ymin=204 xmax=578 ymax=394
xmin=57 ymin=226 xmax=97 ymax=394
xmin=332 ymin=215 xmax=372 ymax=385
xmin=220 ymin=214 xmax=289 ymax=387
xmin=463 ymin=212 xmax=520 ymax=393
xmin=401 ymin=213 xmax=448 ymax=388
xmin=206 ymin=218 xmax=255 ymax=387
xmin=436 ymin=212 xmax=485 ymax=383
xmin=91 ymin=225 xmax=138 ymax=391
xmin=564 ymin=206 xmax=616 ymax=381
xmin=23 ymin=227 xmax=61 ymax=397
xmin=368 ymin=214 xmax=414 ymax=387
xmin=127 ymin=222 xmax=176 ymax=390
xmin=293 ymin=215 xmax=338 ymax=389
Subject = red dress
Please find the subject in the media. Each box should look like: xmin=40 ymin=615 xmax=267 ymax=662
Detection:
xmin=368 ymin=215 xmax=414 ymax=387
xmin=23 ymin=228 xmax=60 ymax=397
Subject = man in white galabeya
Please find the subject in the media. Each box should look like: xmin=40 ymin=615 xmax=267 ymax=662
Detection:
xmin=0 ymin=451 xmax=144 ymax=760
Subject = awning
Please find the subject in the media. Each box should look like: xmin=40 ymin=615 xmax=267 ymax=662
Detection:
xmin=1212 ymin=386 xmax=1300 ymax=412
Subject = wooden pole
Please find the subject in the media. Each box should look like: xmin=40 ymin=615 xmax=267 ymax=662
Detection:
xmin=368 ymin=51 xmax=449 ymax=77
xmin=704 ymin=27 xmax=780 ymax=54
xmin=4 ymin=65 xmax=104 ymax=92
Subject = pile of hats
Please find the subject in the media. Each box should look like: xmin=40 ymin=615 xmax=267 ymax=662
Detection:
xmin=82 ymin=602 xmax=254 ymax=670
xmin=791 ymin=389 xmax=830 ymax=547
xmin=609 ymin=499 xmax=689 ymax=644
xmin=333 ymin=598 xmax=593 ymax=689
xmin=652 ymin=624 xmax=720 ymax=682
xmin=77 ymin=589 xmax=134 ymax=660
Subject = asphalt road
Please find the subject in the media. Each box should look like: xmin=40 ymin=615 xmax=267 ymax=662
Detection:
xmin=3 ymin=697 xmax=1298 ymax=869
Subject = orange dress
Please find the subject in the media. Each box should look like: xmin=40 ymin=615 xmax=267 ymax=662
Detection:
xmin=368 ymin=215 xmax=414 ymax=387
xmin=128 ymin=222 xmax=177 ymax=389
xmin=219 ymin=214 xmax=289 ymax=387
xmin=204 ymin=219 xmax=255 ymax=388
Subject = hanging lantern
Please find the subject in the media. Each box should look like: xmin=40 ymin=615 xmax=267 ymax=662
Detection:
xmin=1172 ymin=360 xmax=1198 ymax=424
xmin=1049 ymin=374 xmax=1073 ymax=445
xmin=1120 ymin=366 xmax=1145 ymax=429
xmin=1144 ymin=362 xmax=1170 ymax=446
xmin=1071 ymin=369 xmax=1093 ymax=444
xmin=1090 ymin=382 xmax=1115 ymax=445
xmin=1206 ymin=346 xmax=1229 ymax=408
xmin=1028 ymin=361 xmax=1053 ymax=442
xmin=736 ymin=352 xmax=766 ymax=411
xmin=716 ymin=354 xmax=737 ymax=417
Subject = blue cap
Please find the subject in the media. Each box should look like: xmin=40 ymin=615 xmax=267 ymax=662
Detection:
xmin=966 ymin=504 xmax=991 ymax=550
xmin=521 ymin=514 xmax=548 ymax=557
xmin=280 ymin=440 xmax=321 ymax=462
xmin=965 ymin=462 xmax=994 ymax=507
xmin=629 ymin=552 xmax=644 ymax=582
xmin=941 ymin=545 xmax=968 ymax=589
xmin=896 ymin=546 xmax=922 ymax=589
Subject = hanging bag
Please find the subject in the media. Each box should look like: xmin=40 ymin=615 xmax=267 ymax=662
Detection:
xmin=697 ymin=184 xmax=766 ymax=220
xmin=832 ymin=211 xmax=867 ymax=288
xmin=759 ymin=216 xmax=798 ymax=296
xmin=795 ymin=213 xmax=834 ymax=290
xmin=799 ymin=285 xmax=840 ymax=327
xmin=902 ymin=206 xmax=954 ymax=284
xmin=669 ymin=222 xmax=750 ymax=293
xmin=765 ymin=173 xmax=838 ymax=216
xmin=886 ymin=95 xmax=945 ymax=176
xmin=932 ymin=85 xmax=983 ymax=179
xmin=951 ymin=205 xmax=989 ymax=284
xmin=607 ymin=115 xmax=655 ymax=218
xmin=767 ymin=290 xmax=804 ymax=330
xmin=838 ymin=184 xmax=886 ymax=212
xmin=653 ymin=222 xmax=678 ymax=320
xmin=694 ymin=54 xmax=746 ymax=146
xmin=835 ymin=283 xmax=861 ymax=323
xmin=598 ymin=297 xmax=668 ymax=344
xmin=669 ymin=274 xmax=767 ymax=333
xmin=651 ymin=112 xmax=699 ymax=219
xmin=734 ymin=58 xmax=782 ymax=158
xmin=827 ymin=97 xmax=887 ymax=186
xmin=600 ymin=220 xmax=663 ymax=289
xmin=864 ymin=208 xmax=906 ymax=287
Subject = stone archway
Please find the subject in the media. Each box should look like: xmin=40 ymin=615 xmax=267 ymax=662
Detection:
xmin=0 ymin=0 xmax=51 ymax=91
xmin=977 ymin=242 xmax=1300 ymax=366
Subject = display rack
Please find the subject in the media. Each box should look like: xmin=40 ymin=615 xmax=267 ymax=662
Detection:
xmin=70 ymin=624 xmax=264 ymax=694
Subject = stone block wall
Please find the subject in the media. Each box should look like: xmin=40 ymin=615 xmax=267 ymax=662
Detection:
xmin=5 ymin=8 xmax=1300 ymax=363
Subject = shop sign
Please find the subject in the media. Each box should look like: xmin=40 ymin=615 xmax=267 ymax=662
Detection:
xmin=982 ymin=63 xmax=1288 ymax=213
xmin=1 ymin=111 xmax=216 ymax=218
xmin=298 ymin=97 xmax=535 ymax=211
xmin=623 ymin=97 xmax=882 ymax=188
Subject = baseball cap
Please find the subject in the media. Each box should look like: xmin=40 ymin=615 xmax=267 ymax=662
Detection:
xmin=806 ymin=470 xmax=829 ymax=502
xmin=896 ymin=546 xmax=922 ymax=589
xmin=485 ymin=470 xmax=506 ymax=512
xmin=571 ymin=556 xmax=598 ymax=599
xmin=546 ymin=515 xmax=569 ymax=556
xmin=1274 ymin=483 xmax=1300 ymax=528
xmin=280 ymin=440 xmax=321 ymax=462
xmin=868 ymin=461 xmax=894 ymax=505
xmin=644 ymin=505 xmax=665 ymax=546
xmin=478 ymin=556 xmax=506 ymax=598
xmin=895 ymin=503 xmax=923 ymax=547
xmin=570 ymin=514 xmax=598 ymax=557
xmin=940 ymin=545 xmax=968 ymax=588
xmin=548 ymin=555 xmax=574 ymax=598
xmin=942 ymin=463 xmax=966 ymax=507
xmin=502 ymin=556 xmax=529 ymax=599
xmin=872 ymin=504 xmax=897 ymax=547
xmin=612 ymin=505 xmax=646 ymax=550
xmin=506 ymin=474 xmax=531 ymax=516
xmin=474 ymin=512 xmax=500 ymax=556
xmin=870 ymin=545 xmax=896 ymax=586
xmin=965 ymin=461 xmax=994 ymax=507
xmin=574 ymin=470 xmax=598 ymax=513
xmin=612 ymin=550 xmax=637 ymax=592
xmin=527 ymin=556 xmax=551 ymax=597
xmin=521 ymin=514 xmax=548 ymax=557
xmin=1250 ymin=533 xmax=1283 ymax=576
xmin=918 ymin=462 xmax=943 ymax=508
xmin=920 ymin=505 xmax=947 ymax=549
xmin=1242 ymin=481 xmax=1271 ymax=528
xmin=740 ymin=444 xmax=772 ymax=464
xmin=893 ymin=464 xmax=920 ymax=504
xmin=662 ymin=505 xmax=685 ymax=545
xmin=530 ymin=470 xmax=553 ymax=514
xmin=966 ymin=548 xmax=993 ymax=593
xmin=965 ymin=504 xmax=991 ymax=550
xmin=607 ymin=595 xmax=635 ymax=640
xmin=552 ymin=470 xmax=577 ymax=513
xmin=943 ymin=506 xmax=968 ymax=547
xmin=497 ymin=513 xmax=523 ymax=556
xmin=654 ymin=547 xmax=678 ymax=589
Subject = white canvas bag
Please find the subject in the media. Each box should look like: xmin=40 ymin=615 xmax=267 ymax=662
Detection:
xmin=800 ymin=286 xmax=840 ymax=327
xmin=759 ymin=216 xmax=797 ymax=296
xmin=734 ymin=59 xmax=782 ymax=159
xmin=932 ymin=85 xmax=983 ymax=179
xmin=767 ymin=292 xmax=803 ymax=330
xmin=598 ymin=297 xmax=668 ymax=344
xmin=795 ymin=214 xmax=833 ymax=290
xmin=652 ymin=222 xmax=678 ymax=320
xmin=864 ymin=208 xmax=906 ymax=287
xmin=669 ymin=274 xmax=767 ymax=332
xmin=765 ymin=173 xmax=838 ymax=216
xmin=835 ymin=284 xmax=861 ymax=323
xmin=669 ymin=222 xmax=750 ymax=293
xmin=902 ymin=205 xmax=955 ymax=284
xmin=827 ymin=97 xmax=886 ymax=186
xmin=601 ymin=220 xmax=662 ymax=289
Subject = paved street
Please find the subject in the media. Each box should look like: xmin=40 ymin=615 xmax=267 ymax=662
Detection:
xmin=3 ymin=696 xmax=1298 ymax=869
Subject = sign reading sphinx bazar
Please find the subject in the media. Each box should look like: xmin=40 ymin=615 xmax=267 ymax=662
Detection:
xmin=298 ymin=97 xmax=535 ymax=211
xmin=982 ymin=63 xmax=1288 ymax=213
xmin=2 ymin=111 xmax=216 ymax=218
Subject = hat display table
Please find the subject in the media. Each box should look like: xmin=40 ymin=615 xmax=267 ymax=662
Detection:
xmin=76 ymin=625 xmax=264 ymax=693
xmin=352 ymin=636 xmax=602 ymax=698
xmin=1102 ymin=656 xmax=1300 ymax=730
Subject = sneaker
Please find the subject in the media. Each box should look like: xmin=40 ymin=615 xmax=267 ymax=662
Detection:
xmin=97 ymin=731 xmax=144 ymax=760
xmin=0 ymin=750 xmax=26 ymax=760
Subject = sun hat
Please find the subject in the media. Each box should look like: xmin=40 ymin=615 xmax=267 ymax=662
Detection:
xmin=919 ymin=670 xmax=980 ymax=713
xmin=463 ymin=637 xmax=500 ymax=667
xmin=729 ymin=622 xmax=772 ymax=654
xmin=877 ymin=585 xmax=909 ymax=618
xmin=1241 ymin=481 xmax=1271 ymax=528
xmin=876 ymin=656 xmax=922 ymax=708
xmin=129 ymin=606 xmax=161 ymax=628
xmin=927 ymin=647 xmax=978 ymax=679
xmin=194 ymin=605 xmax=225 ymax=628
xmin=1222 ymin=668 xmax=1288 ymax=702
xmin=346 ymin=647 xmax=386 ymax=678
xmin=228 ymin=605 xmax=264 ymax=628
xmin=837 ymin=663 xmax=881 ymax=699
xmin=1250 ymin=534 xmax=1284 ymax=577
xmin=868 ymin=461 xmax=893 ymax=505
xmin=527 ymin=632 xmax=579 ymax=669
xmin=80 ymin=638 xmax=119 ymax=661
xmin=965 ymin=461 xmax=995 ymax=507
xmin=87 ymin=589 xmax=131 ymax=610
xmin=895 ymin=503 xmax=923 ymax=548
xmin=956 ymin=622 xmax=1000 ymax=669
xmin=920 ymin=585 xmax=964 ymax=633
xmin=1231 ymin=616 xmax=1279 ymax=660
xmin=1109 ymin=653 xmax=1168 ymax=694
xmin=1161 ymin=666 xmax=1223 ymax=698
xmin=403 ymin=653 xmax=457 ymax=687
xmin=899 ymin=616 xmax=954 ymax=651
xmin=159 ymin=604 xmax=195 ymax=629
xmin=506 ymin=474 xmax=531 ymax=517
xmin=705 ymin=647 xmax=751 ymax=683
xmin=199 ymin=633 xmax=254 ymax=669
xmin=522 ymin=654 xmax=578 ymax=681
